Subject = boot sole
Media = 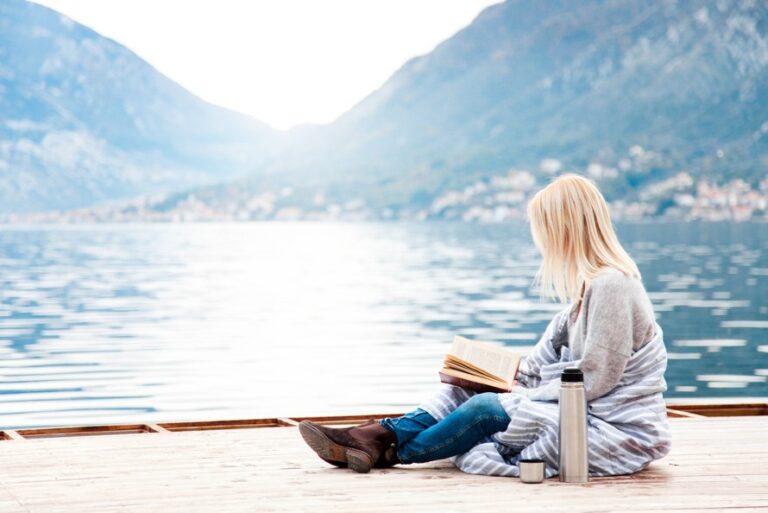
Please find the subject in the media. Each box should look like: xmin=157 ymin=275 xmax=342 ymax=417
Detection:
xmin=298 ymin=421 xmax=373 ymax=473
xmin=346 ymin=448 xmax=375 ymax=473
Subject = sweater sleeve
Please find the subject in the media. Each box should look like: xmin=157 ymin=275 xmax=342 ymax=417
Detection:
xmin=577 ymin=276 xmax=635 ymax=401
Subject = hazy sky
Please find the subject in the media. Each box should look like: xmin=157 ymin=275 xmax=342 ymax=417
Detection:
xmin=33 ymin=0 xmax=499 ymax=130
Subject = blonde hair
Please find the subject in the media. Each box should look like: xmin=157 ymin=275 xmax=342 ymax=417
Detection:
xmin=526 ymin=173 xmax=640 ymax=303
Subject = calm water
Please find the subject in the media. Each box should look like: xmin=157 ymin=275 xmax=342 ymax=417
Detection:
xmin=0 ymin=222 xmax=766 ymax=428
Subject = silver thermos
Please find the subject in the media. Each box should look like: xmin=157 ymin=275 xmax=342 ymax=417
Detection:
xmin=559 ymin=367 xmax=589 ymax=483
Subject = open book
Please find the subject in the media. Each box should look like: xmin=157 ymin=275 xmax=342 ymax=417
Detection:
xmin=439 ymin=335 xmax=522 ymax=393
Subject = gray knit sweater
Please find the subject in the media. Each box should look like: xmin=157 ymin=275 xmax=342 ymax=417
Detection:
xmin=513 ymin=267 xmax=657 ymax=402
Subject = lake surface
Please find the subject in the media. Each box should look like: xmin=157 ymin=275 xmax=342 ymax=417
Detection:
xmin=0 ymin=222 xmax=766 ymax=429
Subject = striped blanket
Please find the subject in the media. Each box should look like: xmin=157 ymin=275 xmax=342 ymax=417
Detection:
xmin=417 ymin=307 xmax=672 ymax=477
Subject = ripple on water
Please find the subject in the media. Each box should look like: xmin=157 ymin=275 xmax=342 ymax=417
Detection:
xmin=696 ymin=374 xmax=767 ymax=383
xmin=667 ymin=353 xmax=702 ymax=360
xmin=673 ymin=339 xmax=747 ymax=351
xmin=697 ymin=374 xmax=767 ymax=390
xmin=720 ymin=320 xmax=768 ymax=329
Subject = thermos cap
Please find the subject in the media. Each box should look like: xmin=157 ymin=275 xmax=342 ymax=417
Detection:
xmin=561 ymin=368 xmax=584 ymax=382
xmin=519 ymin=459 xmax=545 ymax=484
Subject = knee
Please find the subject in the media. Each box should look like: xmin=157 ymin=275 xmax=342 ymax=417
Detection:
xmin=463 ymin=392 xmax=503 ymax=417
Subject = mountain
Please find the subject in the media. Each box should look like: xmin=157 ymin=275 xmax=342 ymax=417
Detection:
xmin=3 ymin=0 xmax=768 ymax=218
xmin=0 ymin=0 xmax=277 ymax=212
xmin=233 ymin=0 xmax=768 ymax=209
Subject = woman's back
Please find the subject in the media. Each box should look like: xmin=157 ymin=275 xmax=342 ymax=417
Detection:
xmin=567 ymin=267 xmax=658 ymax=401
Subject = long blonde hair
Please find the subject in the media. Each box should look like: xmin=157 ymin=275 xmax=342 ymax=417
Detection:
xmin=526 ymin=173 xmax=640 ymax=303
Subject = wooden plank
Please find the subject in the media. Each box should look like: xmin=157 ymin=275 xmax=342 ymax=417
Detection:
xmin=666 ymin=408 xmax=705 ymax=418
xmin=0 ymin=430 xmax=26 ymax=441
xmin=667 ymin=402 xmax=768 ymax=417
xmin=144 ymin=424 xmax=170 ymax=433
xmin=16 ymin=424 xmax=151 ymax=439
xmin=158 ymin=418 xmax=280 ymax=431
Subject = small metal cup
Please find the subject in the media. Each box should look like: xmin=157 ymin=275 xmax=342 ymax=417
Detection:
xmin=519 ymin=459 xmax=545 ymax=484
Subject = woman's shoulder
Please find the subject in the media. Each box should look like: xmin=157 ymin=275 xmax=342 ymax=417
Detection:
xmin=585 ymin=267 xmax=654 ymax=316
xmin=588 ymin=267 xmax=646 ymax=296
xmin=586 ymin=267 xmax=656 ymax=323
xmin=589 ymin=268 xmax=659 ymax=348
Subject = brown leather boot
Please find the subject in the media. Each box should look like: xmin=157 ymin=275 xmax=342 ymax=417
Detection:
xmin=376 ymin=444 xmax=401 ymax=468
xmin=298 ymin=419 xmax=398 ymax=473
xmin=302 ymin=419 xmax=377 ymax=469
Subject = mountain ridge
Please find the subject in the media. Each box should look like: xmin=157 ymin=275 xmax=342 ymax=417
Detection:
xmin=242 ymin=0 xmax=766 ymax=211
xmin=0 ymin=0 xmax=277 ymax=212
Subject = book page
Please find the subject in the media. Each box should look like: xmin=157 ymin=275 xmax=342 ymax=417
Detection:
xmin=448 ymin=335 xmax=520 ymax=385
xmin=444 ymin=354 xmax=503 ymax=381
xmin=439 ymin=368 xmax=508 ymax=392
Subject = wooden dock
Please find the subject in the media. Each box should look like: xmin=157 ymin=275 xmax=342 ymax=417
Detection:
xmin=0 ymin=403 xmax=766 ymax=512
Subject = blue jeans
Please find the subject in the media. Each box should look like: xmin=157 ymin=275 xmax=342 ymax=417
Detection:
xmin=378 ymin=392 xmax=511 ymax=463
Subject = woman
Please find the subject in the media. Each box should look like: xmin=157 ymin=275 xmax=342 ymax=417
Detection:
xmin=299 ymin=174 xmax=671 ymax=477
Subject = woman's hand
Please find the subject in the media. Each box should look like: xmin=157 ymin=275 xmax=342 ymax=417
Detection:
xmin=507 ymin=379 xmax=518 ymax=392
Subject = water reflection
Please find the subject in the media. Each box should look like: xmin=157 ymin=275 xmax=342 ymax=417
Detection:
xmin=0 ymin=221 xmax=765 ymax=428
